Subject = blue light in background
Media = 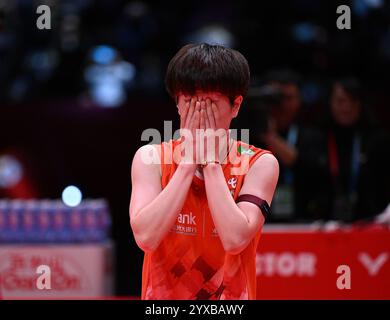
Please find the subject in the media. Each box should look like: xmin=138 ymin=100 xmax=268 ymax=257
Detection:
xmin=292 ymin=23 xmax=316 ymax=43
xmin=91 ymin=45 xmax=117 ymax=65
xmin=62 ymin=185 xmax=82 ymax=207
xmin=353 ymin=0 xmax=384 ymax=17
xmin=85 ymin=45 xmax=136 ymax=108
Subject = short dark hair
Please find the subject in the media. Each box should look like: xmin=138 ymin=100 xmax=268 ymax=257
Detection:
xmin=165 ymin=43 xmax=250 ymax=103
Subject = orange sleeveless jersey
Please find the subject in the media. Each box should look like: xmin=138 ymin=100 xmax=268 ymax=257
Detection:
xmin=141 ymin=139 xmax=271 ymax=300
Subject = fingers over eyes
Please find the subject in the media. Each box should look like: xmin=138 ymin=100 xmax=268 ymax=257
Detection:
xmin=200 ymin=109 xmax=206 ymax=130
xmin=211 ymin=101 xmax=219 ymax=119
xmin=184 ymin=96 xmax=219 ymax=130
xmin=180 ymin=102 xmax=189 ymax=127
xmin=185 ymin=98 xmax=195 ymax=128
xmin=193 ymin=109 xmax=200 ymax=129
xmin=205 ymin=99 xmax=216 ymax=128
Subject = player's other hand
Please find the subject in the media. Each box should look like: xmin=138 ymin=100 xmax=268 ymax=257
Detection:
xmin=177 ymin=97 xmax=200 ymax=165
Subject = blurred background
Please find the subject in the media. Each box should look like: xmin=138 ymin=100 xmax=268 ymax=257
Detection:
xmin=0 ymin=0 xmax=389 ymax=299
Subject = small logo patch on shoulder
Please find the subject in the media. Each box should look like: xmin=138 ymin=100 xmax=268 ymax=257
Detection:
xmin=237 ymin=145 xmax=255 ymax=156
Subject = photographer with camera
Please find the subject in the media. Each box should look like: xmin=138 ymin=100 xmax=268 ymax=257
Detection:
xmin=243 ymin=70 xmax=326 ymax=222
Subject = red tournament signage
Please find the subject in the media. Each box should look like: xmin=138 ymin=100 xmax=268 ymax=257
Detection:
xmin=256 ymin=224 xmax=390 ymax=299
xmin=0 ymin=244 xmax=113 ymax=299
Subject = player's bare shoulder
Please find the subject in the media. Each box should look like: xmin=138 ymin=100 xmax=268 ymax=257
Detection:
xmin=248 ymin=152 xmax=280 ymax=185
xmin=132 ymin=144 xmax=162 ymax=176
xmin=253 ymin=153 xmax=279 ymax=173
xmin=135 ymin=144 xmax=161 ymax=164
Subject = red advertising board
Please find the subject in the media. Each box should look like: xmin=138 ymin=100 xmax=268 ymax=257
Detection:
xmin=0 ymin=243 xmax=114 ymax=299
xmin=256 ymin=224 xmax=390 ymax=299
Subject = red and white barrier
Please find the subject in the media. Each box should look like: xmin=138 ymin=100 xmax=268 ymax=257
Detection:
xmin=256 ymin=224 xmax=390 ymax=299
xmin=0 ymin=242 xmax=114 ymax=299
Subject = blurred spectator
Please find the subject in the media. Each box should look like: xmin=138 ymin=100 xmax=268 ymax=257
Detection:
xmin=253 ymin=70 xmax=326 ymax=221
xmin=322 ymin=77 xmax=390 ymax=222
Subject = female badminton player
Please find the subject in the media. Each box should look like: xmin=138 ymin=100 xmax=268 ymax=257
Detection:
xmin=130 ymin=43 xmax=279 ymax=300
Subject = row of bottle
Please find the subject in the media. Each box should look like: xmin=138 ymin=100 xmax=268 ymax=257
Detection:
xmin=0 ymin=199 xmax=111 ymax=243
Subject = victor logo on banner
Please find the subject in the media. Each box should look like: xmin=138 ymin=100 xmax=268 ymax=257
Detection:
xmin=358 ymin=252 xmax=388 ymax=276
xmin=256 ymin=252 xmax=317 ymax=277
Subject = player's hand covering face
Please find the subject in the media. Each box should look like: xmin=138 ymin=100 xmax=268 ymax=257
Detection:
xmin=176 ymin=92 xmax=241 ymax=164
